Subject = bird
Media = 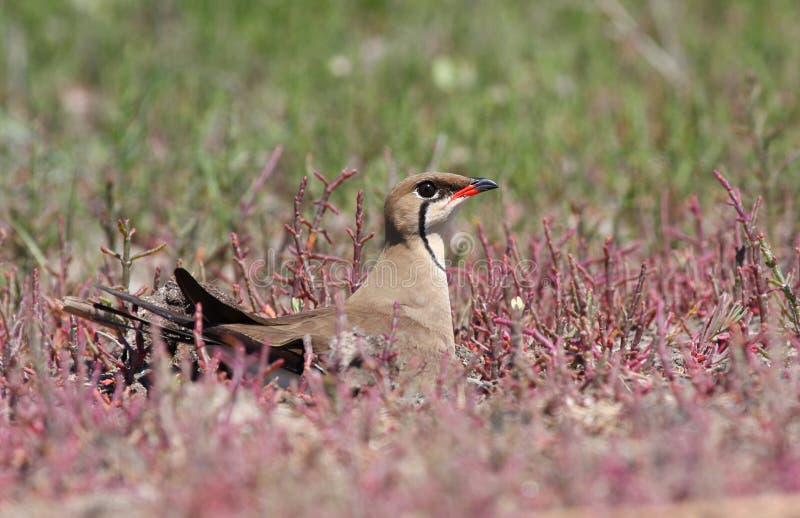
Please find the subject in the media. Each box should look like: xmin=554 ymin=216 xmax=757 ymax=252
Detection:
xmin=63 ymin=172 xmax=498 ymax=388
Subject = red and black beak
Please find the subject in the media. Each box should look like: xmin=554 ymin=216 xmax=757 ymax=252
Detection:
xmin=450 ymin=177 xmax=499 ymax=201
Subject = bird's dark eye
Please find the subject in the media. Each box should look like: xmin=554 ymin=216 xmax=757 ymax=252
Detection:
xmin=416 ymin=181 xmax=437 ymax=199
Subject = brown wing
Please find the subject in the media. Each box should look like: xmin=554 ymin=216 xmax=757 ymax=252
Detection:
xmin=174 ymin=267 xmax=275 ymax=325
xmin=209 ymin=312 xmax=337 ymax=374
xmin=174 ymin=267 xmax=337 ymax=327
xmin=174 ymin=268 xmax=345 ymax=372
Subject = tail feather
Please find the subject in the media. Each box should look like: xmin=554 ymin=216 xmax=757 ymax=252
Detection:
xmin=63 ymin=296 xmax=137 ymax=330
xmin=88 ymin=301 xmax=203 ymax=344
xmin=96 ymin=285 xmax=195 ymax=328
xmin=62 ymin=294 xmax=222 ymax=347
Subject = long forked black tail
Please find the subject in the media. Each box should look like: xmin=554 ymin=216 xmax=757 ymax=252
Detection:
xmin=63 ymin=271 xmax=319 ymax=379
xmin=61 ymin=287 xmax=223 ymax=347
xmin=61 ymin=267 xmax=269 ymax=348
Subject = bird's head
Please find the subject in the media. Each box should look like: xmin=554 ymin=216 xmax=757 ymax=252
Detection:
xmin=384 ymin=172 xmax=499 ymax=245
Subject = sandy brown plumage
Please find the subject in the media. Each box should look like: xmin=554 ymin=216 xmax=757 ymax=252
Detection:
xmin=63 ymin=172 xmax=498 ymax=387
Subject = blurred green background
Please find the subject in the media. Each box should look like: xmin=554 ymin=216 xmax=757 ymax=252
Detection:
xmin=1 ymin=0 xmax=798 ymax=274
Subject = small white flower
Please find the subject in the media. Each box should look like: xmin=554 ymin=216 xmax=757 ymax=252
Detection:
xmin=328 ymin=55 xmax=353 ymax=77
xmin=432 ymin=56 xmax=476 ymax=91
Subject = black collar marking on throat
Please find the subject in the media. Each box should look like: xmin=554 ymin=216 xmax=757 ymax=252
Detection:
xmin=418 ymin=201 xmax=446 ymax=273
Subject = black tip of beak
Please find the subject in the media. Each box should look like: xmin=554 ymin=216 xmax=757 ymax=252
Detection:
xmin=470 ymin=177 xmax=499 ymax=192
